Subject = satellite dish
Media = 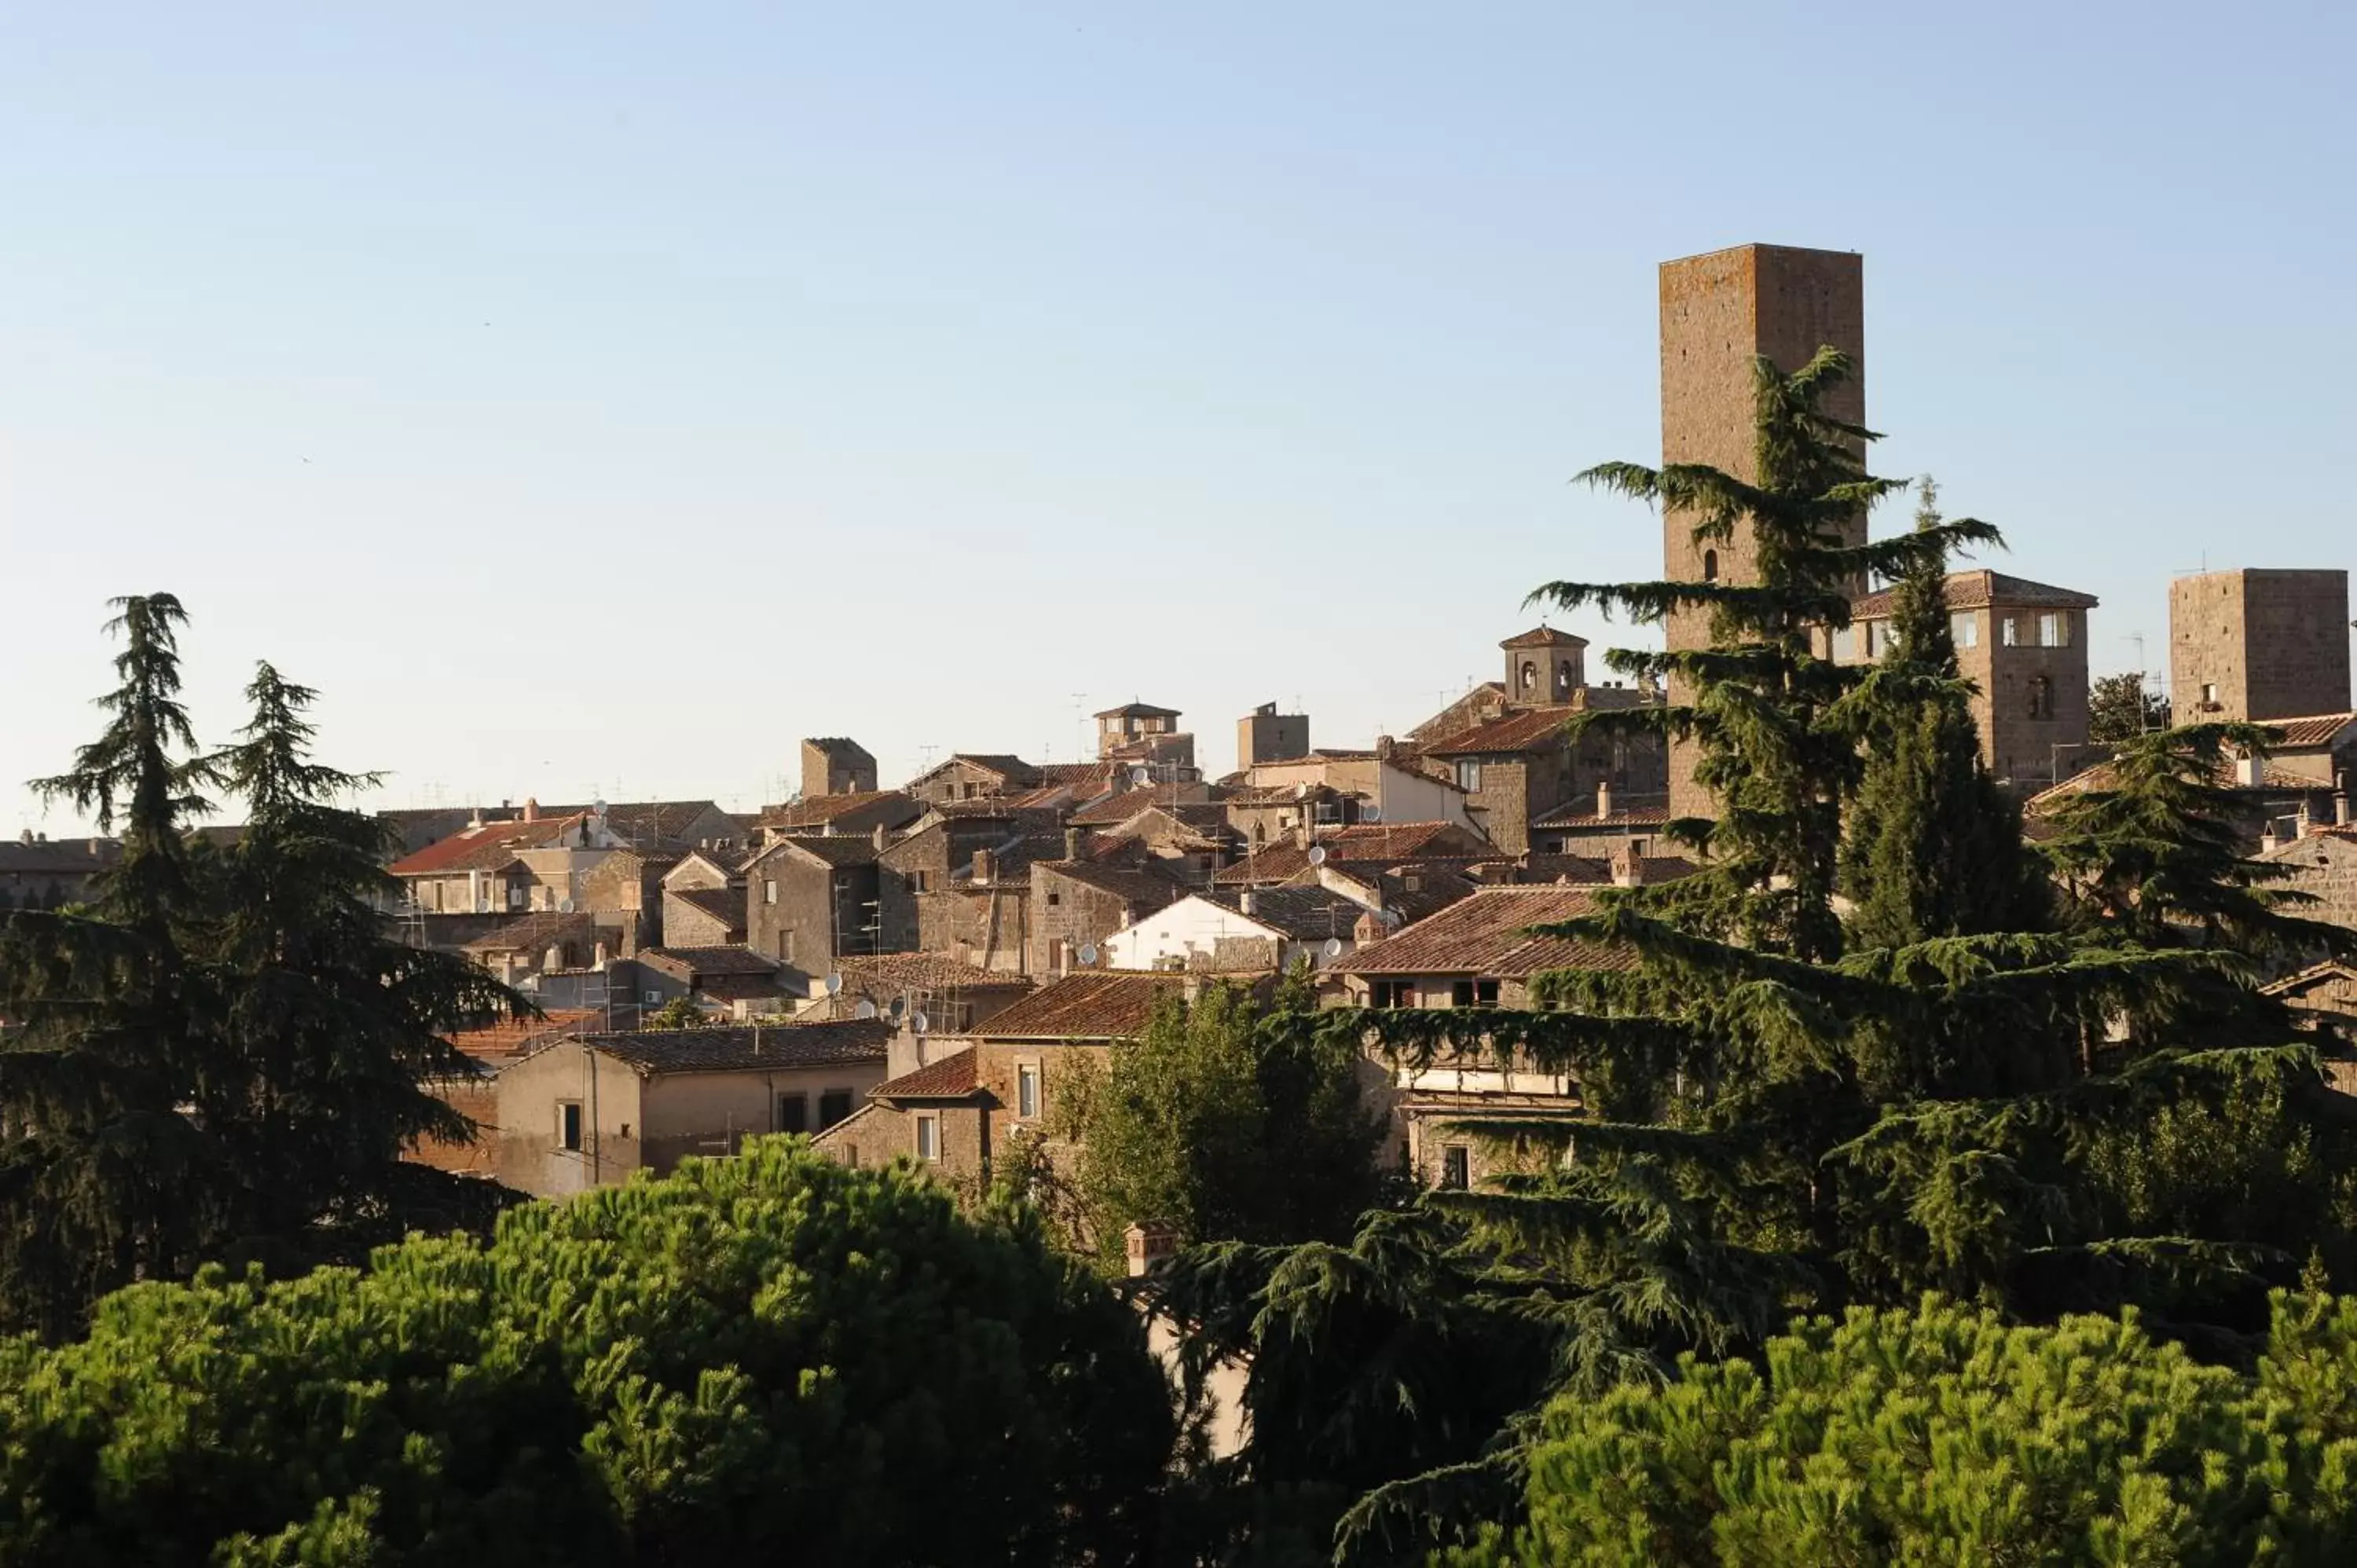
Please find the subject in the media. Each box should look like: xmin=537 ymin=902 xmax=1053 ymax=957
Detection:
xmin=1360 ymin=805 xmax=1381 ymax=823
xmin=911 ymin=1011 xmax=930 ymax=1035
xmin=555 ymin=897 xmax=575 ymax=913
xmin=1322 ymin=936 xmax=1345 ymax=958
xmin=823 ymin=971 xmax=843 ymax=995
xmin=592 ymin=799 xmax=608 ymax=816
xmin=888 ymin=995 xmax=907 ymax=1020
xmin=1077 ymin=943 xmax=1100 ymax=966
xmin=853 ymin=998 xmax=878 ymax=1020
xmin=1307 ymin=845 xmax=1328 ymax=866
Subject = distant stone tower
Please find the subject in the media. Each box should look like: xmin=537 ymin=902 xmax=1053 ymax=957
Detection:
xmin=1659 ymin=244 xmax=1865 ymax=819
xmin=800 ymin=738 xmax=878 ymax=798
xmin=1237 ymin=702 xmax=1310 ymax=768
xmin=2169 ymin=570 xmax=2352 ymax=725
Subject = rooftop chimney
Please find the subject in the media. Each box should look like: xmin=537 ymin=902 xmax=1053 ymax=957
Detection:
xmin=522 ymin=797 xmax=540 ymax=822
xmin=1611 ymin=844 xmax=1644 ymax=888
xmin=1065 ymin=827 xmax=1085 ymax=861
xmin=2261 ymin=825 xmax=2282 ymax=855
xmin=1239 ymin=888 xmax=1258 ymax=916
xmin=1354 ymin=910 xmax=1386 ymax=947
xmin=16 ymin=830 xmax=28 ymax=844
xmin=1596 ymin=779 xmax=1613 ymax=819
xmin=2238 ymin=753 xmax=2264 ymax=789
xmin=973 ymin=848 xmax=997 ymax=883
xmin=873 ymin=822 xmax=892 ymax=852
xmin=2338 ymin=790 xmax=2351 ymax=826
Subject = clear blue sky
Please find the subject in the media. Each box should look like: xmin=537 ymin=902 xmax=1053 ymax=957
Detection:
xmin=6 ymin=2 xmax=2352 ymax=832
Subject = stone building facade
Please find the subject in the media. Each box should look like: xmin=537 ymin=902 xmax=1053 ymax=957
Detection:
xmin=2169 ymin=570 xmax=2352 ymax=725
xmin=1028 ymin=859 xmax=1186 ymax=977
xmin=1660 ymin=243 xmax=1866 ymax=819
xmin=801 ymin=737 xmax=878 ymax=798
xmin=742 ymin=833 xmax=915 ymax=972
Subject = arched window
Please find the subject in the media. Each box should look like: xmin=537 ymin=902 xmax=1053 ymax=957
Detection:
xmin=1520 ymin=660 xmax=1538 ymax=691
xmin=1556 ymin=660 xmax=1574 ymax=693
xmin=1702 ymin=548 xmax=1718 ymax=582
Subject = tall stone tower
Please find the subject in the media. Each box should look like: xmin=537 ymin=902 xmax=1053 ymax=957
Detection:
xmin=1659 ymin=244 xmax=1866 ymax=819
xmin=2168 ymin=569 xmax=2352 ymax=724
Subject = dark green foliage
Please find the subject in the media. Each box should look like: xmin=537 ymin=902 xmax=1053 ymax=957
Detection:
xmin=1441 ymin=1291 xmax=2357 ymax=1566
xmin=1838 ymin=479 xmax=2044 ymax=948
xmin=0 ymin=602 xmax=526 ymax=1338
xmin=0 ymin=595 xmax=230 ymax=1336
xmin=0 ymin=1141 xmax=1175 ymax=1565
xmin=2091 ymin=669 xmax=2170 ymax=743
xmin=1059 ymin=976 xmax=1392 ymax=1272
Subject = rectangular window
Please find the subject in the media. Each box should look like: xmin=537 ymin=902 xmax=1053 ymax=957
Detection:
xmin=1373 ymin=979 xmax=1414 ymax=1009
xmin=2001 ymin=616 xmax=2020 ymax=647
xmin=1950 ymin=611 xmax=1978 ymax=649
xmin=1017 ymin=1063 xmax=1041 ymax=1119
xmin=779 ymin=1093 xmax=808 ymax=1134
xmin=1476 ymin=980 xmax=1500 ymax=1005
xmin=915 ymin=1114 xmax=940 ymax=1162
xmin=764 ymin=879 xmax=778 ymax=905
xmin=1830 ymin=625 xmax=1858 ymax=661
xmin=907 ymin=870 xmax=929 ymax=894
xmin=1441 ymin=1145 xmax=1470 ymax=1190
xmin=1451 ymin=980 xmax=1476 ymax=1008
xmin=1454 ymin=760 xmax=1483 ymax=792
xmin=2202 ymin=683 xmax=2219 ymax=705
xmin=1046 ymin=892 xmax=1061 ymax=907
xmin=2038 ymin=611 xmax=2069 ymax=647
xmin=777 ymin=930 xmax=795 ymax=964
xmin=643 ymin=988 xmax=661 ymax=1005
xmin=557 ymin=1101 xmax=583 ymax=1152
xmin=819 ymin=1089 xmax=853 ymax=1129
xmin=1865 ymin=620 xmax=1894 ymax=660
xmin=508 ymin=885 xmax=526 ymax=910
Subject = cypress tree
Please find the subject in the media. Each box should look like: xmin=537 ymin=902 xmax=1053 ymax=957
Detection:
xmin=1838 ymin=478 xmax=2044 ymax=948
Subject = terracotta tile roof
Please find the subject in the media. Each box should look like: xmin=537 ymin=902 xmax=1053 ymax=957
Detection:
xmin=444 ymin=1008 xmax=603 ymax=1064
xmin=535 ymin=800 xmax=728 ymax=845
xmin=949 ymin=830 xmax=1069 ymax=888
xmin=835 ymin=952 xmax=1036 ymax=995
xmin=463 ymin=911 xmax=596 ymax=955
xmin=1218 ymin=822 xmax=1491 ymax=885
xmin=755 ymin=789 xmax=920 ymax=832
xmin=1421 ymin=707 xmax=1581 ymax=757
xmin=2027 ymin=755 xmax=2330 ymax=811
xmin=2264 ymin=960 xmax=2357 ymax=998
xmin=2265 ymin=713 xmax=2357 ymax=749
xmin=1531 ymin=797 xmax=1675 ymax=830
xmin=1040 ymin=859 xmax=1188 ymax=907
xmin=973 ymin=972 xmax=1193 ymax=1039
xmin=747 ymin=834 xmax=883 ymax=870
xmin=946 ymin=754 xmax=1041 ymax=785
xmin=1094 ymin=702 xmax=1182 ymax=720
xmin=692 ymin=973 xmax=793 ymax=1002
xmin=1343 ymin=886 xmax=1637 ymax=978
xmin=388 ymin=815 xmax=585 ymax=876
xmin=873 ymin=1047 xmax=984 ymax=1100
xmin=1849 ymin=569 xmax=2099 ymax=620
xmin=640 ymin=945 xmax=782 ymax=979
xmin=1033 ymin=761 xmax=1122 ymax=788
xmin=1069 ymin=788 xmax=1167 ymax=826
xmin=667 ymin=885 xmax=745 ymax=929
xmin=1500 ymin=625 xmax=1588 ymax=649
xmin=1206 ymin=885 xmax=1372 ymax=941
xmin=0 ymin=836 xmax=120 ymax=876
xmin=536 ymin=1019 xmax=894 ymax=1075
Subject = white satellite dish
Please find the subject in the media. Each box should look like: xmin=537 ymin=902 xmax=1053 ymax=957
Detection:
xmin=1360 ymin=805 xmax=1381 ymax=823
xmin=1322 ymin=936 xmax=1345 ymax=958
xmin=853 ymin=998 xmax=878 ymax=1020
xmin=556 ymin=897 xmax=575 ymax=913
xmin=1077 ymin=943 xmax=1100 ymax=967
xmin=823 ymin=972 xmax=843 ymax=995
xmin=1307 ymin=845 xmax=1328 ymax=866
xmin=911 ymin=1011 xmax=930 ymax=1035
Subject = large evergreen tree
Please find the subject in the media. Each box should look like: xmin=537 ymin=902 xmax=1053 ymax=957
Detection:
xmin=0 ymin=595 xmax=229 ymax=1337
xmin=203 ymin=661 xmax=518 ymax=1263
xmin=1161 ymin=354 xmax=2357 ymax=1564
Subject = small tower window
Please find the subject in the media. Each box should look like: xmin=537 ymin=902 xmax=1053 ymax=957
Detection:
xmin=2028 ymin=676 xmax=2053 ymax=720
xmin=1702 ymin=549 xmax=1718 ymax=582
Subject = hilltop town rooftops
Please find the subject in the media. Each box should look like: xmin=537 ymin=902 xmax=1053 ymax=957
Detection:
xmin=463 ymin=911 xmax=596 ymax=956
xmin=387 ymin=815 xmax=587 ymax=876
xmin=1043 ymin=858 xmax=1188 ymax=906
xmin=1531 ymin=797 xmax=1676 ymax=830
xmin=834 ymin=952 xmax=1036 ymax=994
xmin=1343 ymin=885 xmax=1638 ymax=977
xmin=1420 ymin=707 xmax=1581 ymax=757
xmin=639 ymin=946 xmax=783 ymax=980
xmin=754 ymin=789 xmax=919 ymax=833
xmin=522 ymin=1019 xmax=894 ymax=1075
xmin=0 ymin=835 xmax=120 ymax=876
xmin=1848 ymin=570 xmax=2100 ymax=621
xmin=970 ymin=971 xmax=1196 ymax=1040
xmin=668 ymin=885 xmax=744 ymax=928
xmin=2261 ymin=713 xmax=2357 ymax=749
xmin=872 ymin=1047 xmax=984 ymax=1101
xmin=1202 ymin=885 xmax=1372 ymax=940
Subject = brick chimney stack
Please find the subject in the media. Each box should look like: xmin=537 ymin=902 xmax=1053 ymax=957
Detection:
xmin=1596 ymin=779 xmax=1613 ymax=819
xmin=522 ymin=797 xmax=540 ymax=822
xmin=1611 ymin=844 xmax=1644 ymax=888
xmin=973 ymin=848 xmax=997 ymax=883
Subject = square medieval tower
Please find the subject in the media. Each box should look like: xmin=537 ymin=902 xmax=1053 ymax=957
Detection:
xmin=1659 ymin=244 xmax=1865 ymax=819
xmin=2168 ymin=569 xmax=2352 ymax=725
